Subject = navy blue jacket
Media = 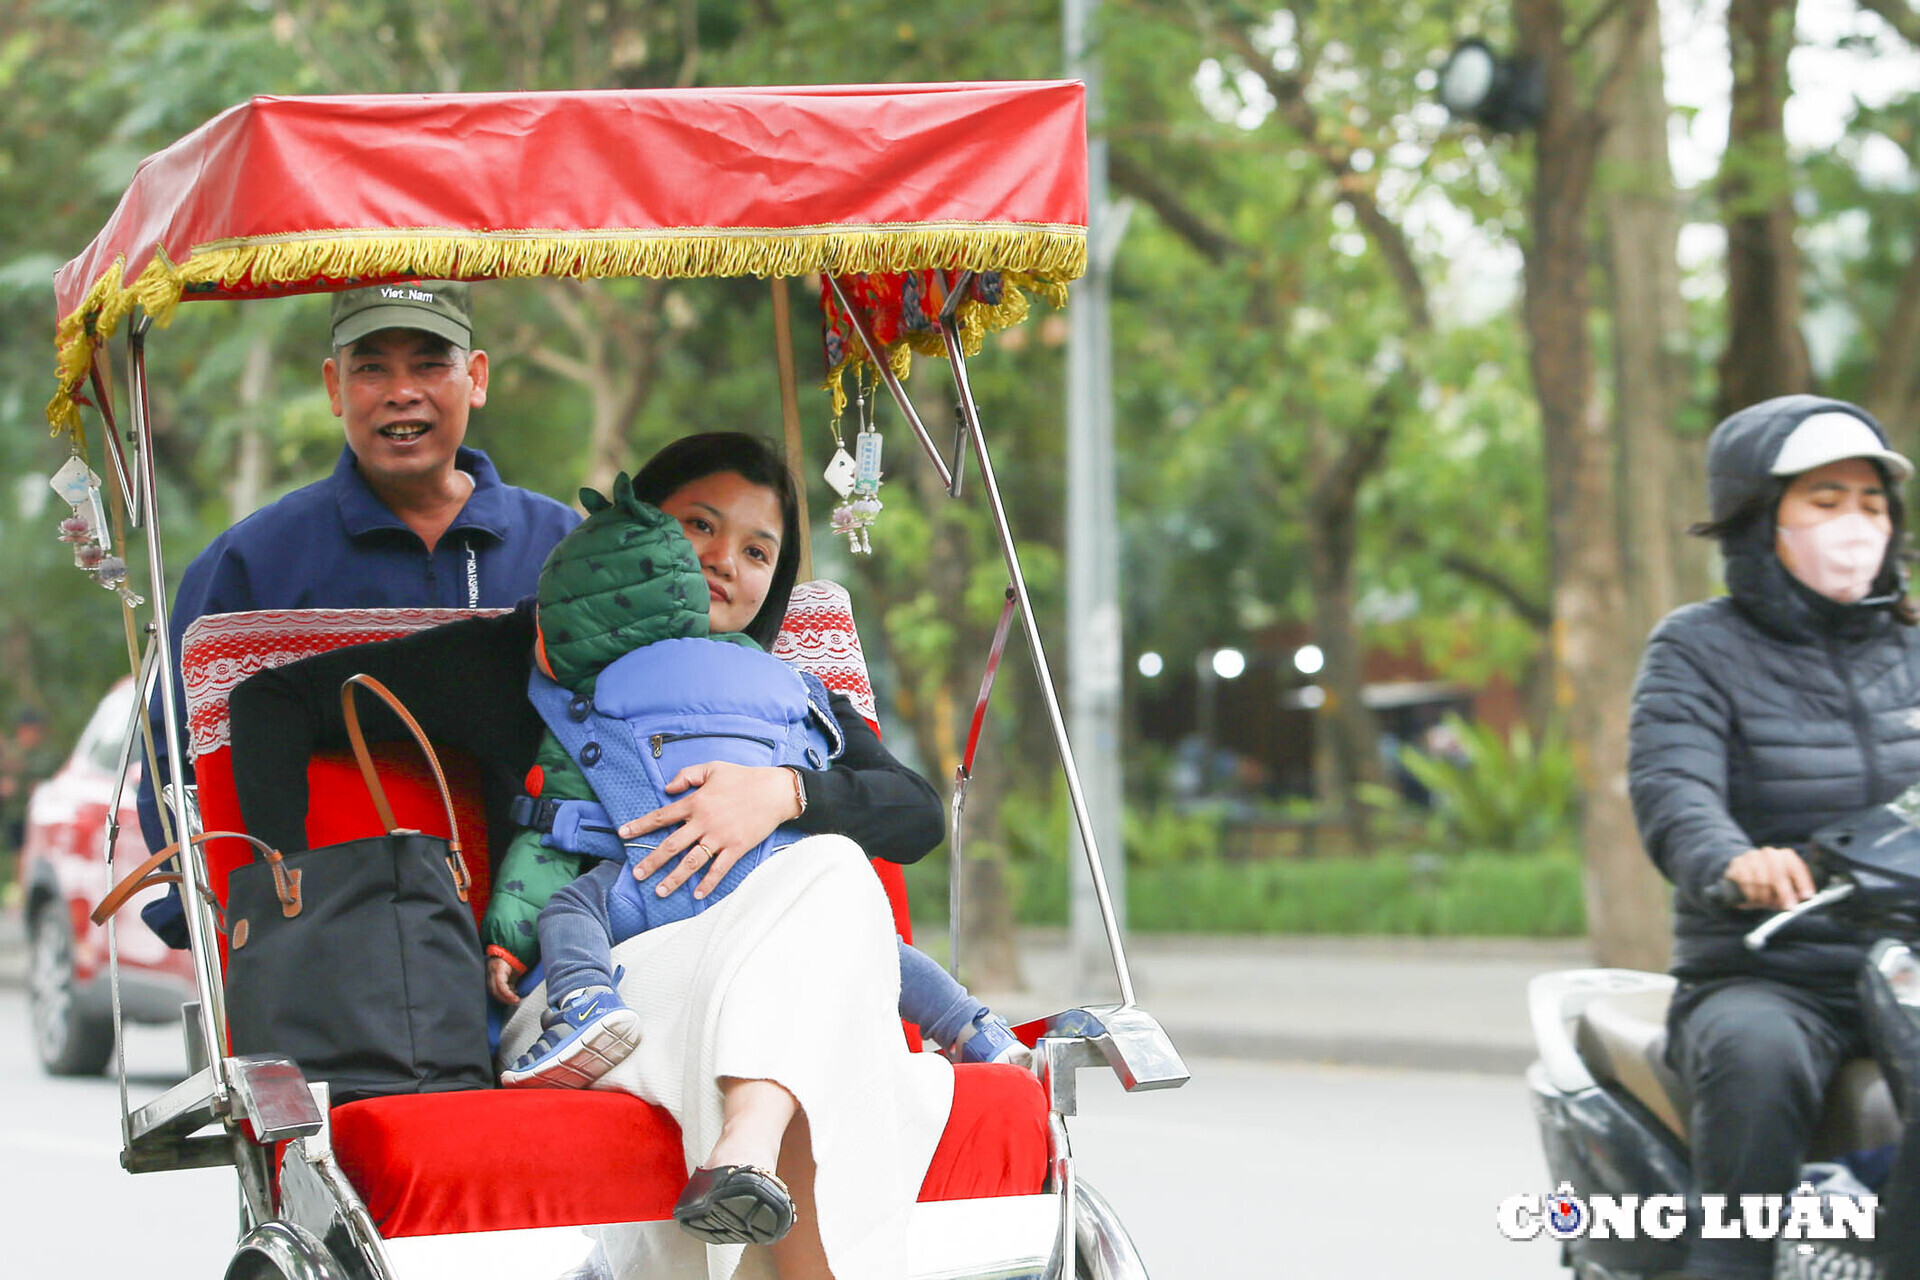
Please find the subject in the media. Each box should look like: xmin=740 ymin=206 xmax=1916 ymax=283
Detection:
xmin=138 ymin=445 xmax=577 ymax=941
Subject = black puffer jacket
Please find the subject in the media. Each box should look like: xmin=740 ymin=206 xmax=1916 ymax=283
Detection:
xmin=1629 ymin=396 xmax=1920 ymax=985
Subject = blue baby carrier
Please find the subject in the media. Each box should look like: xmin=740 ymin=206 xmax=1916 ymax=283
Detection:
xmin=518 ymin=637 xmax=843 ymax=939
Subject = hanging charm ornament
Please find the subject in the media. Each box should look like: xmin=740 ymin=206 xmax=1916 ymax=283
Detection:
xmin=49 ymin=454 xmax=142 ymax=606
xmin=829 ymin=370 xmax=885 ymax=554
xmin=823 ymin=417 xmax=858 ymax=500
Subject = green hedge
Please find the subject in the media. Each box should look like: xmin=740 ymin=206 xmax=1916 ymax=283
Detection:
xmin=906 ymin=848 xmax=1587 ymax=937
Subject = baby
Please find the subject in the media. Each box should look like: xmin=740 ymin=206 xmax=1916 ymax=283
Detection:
xmin=482 ymin=477 xmax=1024 ymax=1087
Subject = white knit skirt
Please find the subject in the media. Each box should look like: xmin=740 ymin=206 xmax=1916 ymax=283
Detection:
xmin=498 ymin=835 xmax=955 ymax=1280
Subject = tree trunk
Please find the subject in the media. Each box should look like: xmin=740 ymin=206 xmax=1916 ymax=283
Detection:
xmin=525 ymin=280 xmax=672 ymax=496
xmin=1517 ymin=0 xmax=1670 ymax=971
xmin=226 ymin=332 xmax=273 ymax=523
xmin=1716 ymin=0 xmax=1812 ymax=417
xmin=1306 ymin=413 xmax=1392 ymax=845
xmin=587 ymin=287 xmax=668 ymax=494
xmin=1864 ymin=245 xmax=1920 ymax=453
xmin=1599 ymin=3 xmax=1711 ymax=643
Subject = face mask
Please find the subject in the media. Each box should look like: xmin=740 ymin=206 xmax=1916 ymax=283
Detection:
xmin=1776 ymin=513 xmax=1891 ymax=604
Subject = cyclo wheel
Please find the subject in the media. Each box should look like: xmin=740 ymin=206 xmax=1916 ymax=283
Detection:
xmin=223 ymin=1221 xmax=351 ymax=1280
xmin=1075 ymin=1178 xmax=1152 ymax=1280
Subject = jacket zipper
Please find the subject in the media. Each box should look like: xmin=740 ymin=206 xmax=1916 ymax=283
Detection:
xmin=1826 ymin=636 xmax=1881 ymax=803
xmin=648 ymin=731 xmax=777 ymax=759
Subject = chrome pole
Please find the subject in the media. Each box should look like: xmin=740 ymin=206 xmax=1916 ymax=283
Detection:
xmin=128 ymin=318 xmax=232 ymax=1109
xmin=89 ymin=352 xmax=141 ymax=526
xmin=947 ymin=775 xmax=965 ymax=982
xmin=938 ymin=274 xmax=974 ymax=497
xmin=939 ymin=324 xmax=1137 ymax=1008
xmin=106 ymin=640 xmax=163 ymax=1148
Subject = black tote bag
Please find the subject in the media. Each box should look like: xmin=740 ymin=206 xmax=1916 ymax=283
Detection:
xmin=221 ymin=674 xmax=493 ymax=1103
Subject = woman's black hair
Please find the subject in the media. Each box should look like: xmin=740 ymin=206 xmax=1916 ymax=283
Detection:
xmin=630 ymin=432 xmax=803 ymax=649
xmin=1686 ymin=477 xmax=1790 ymax=547
xmin=1688 ymin=463 xmax=1917 ymax=624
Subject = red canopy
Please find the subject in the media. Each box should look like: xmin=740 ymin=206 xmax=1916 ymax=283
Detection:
xmin=49 ymin=82 xmax=1087 ymax=436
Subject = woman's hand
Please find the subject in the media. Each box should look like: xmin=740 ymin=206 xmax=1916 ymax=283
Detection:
xmin=1723 ymin=846 xmax=1816 ymax=911
xmin=487 ymin=957 xmax=522 ymax=1005
xmin=620 ymin=762 xmax=805 ymax=899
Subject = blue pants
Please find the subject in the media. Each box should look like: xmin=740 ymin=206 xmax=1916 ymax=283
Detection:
xmin=538 ymin=858 xmax=986 ymax=1047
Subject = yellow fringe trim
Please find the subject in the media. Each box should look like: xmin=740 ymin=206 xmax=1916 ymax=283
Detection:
xmin=46 ymin=223 xmax=1086 ymax=440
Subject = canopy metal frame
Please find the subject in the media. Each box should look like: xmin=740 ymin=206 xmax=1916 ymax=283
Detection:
xmin=823 ymin=272 xmax=1136 ymax=1008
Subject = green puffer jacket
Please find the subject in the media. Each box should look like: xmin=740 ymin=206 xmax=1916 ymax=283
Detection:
xmin=480 ymin=475 xmax=758 ymax=973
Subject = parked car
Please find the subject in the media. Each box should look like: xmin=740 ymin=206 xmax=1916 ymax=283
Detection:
xmin=19 ymin=679 xmax=194 ymax=1074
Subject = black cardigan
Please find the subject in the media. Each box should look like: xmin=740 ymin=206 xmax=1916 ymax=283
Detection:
xmin=228 ymin=601 xmax=946 ymax=868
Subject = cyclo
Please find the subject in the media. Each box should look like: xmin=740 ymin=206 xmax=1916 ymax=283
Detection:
xmin=42 ymin=82 xmax=1186 ymax=1280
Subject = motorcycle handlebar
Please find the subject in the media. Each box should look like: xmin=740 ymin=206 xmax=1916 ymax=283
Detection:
xmin=1703 ymin=877 xmax=1747 ymax=912
xmin=1739 ymin=881 xmax=1858 ymax=952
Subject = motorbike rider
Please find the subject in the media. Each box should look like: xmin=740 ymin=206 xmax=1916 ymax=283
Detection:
xmin=1629 ymin=395 xmax=1920 ymax=1280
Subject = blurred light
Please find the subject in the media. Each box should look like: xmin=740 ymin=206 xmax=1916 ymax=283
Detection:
xmin=1438 ymin=39 xmax=1496 ymax=114
xmin=1293 ymin=644 xmax=1325 ymax=675
xmin=1437 ymin=38 xmax=1543 ymax=133
xmin=1297 ymin=684 xmax=1326 ymax=709
xmin=1212 ymin=648 xmax=1247 ymax=680
xmin=1137 ymin=651 xmax=1164 ymax=679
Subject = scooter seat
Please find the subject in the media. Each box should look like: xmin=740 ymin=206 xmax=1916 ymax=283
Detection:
xmin=1814 ymin=1059 xmax=1901 ymax=1158
xmin=1576 ymin=986 xmax=1690 ymax=1139
xmin=1577 ymin=987 xmax=1901 ymax=1157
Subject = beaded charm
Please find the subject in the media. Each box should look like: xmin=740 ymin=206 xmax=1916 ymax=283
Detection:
xmin=48 ymin=455 xmax=142 ymax=605
xmin=828 ymin=375 xmax=885 ymax=554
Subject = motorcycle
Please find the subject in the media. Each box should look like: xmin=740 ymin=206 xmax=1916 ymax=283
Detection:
xmin=1525 ymin=791 xmax=1920 ymax=1280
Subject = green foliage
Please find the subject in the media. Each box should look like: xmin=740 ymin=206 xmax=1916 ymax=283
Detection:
xmin=908 ymin=839 xmax=1585 ymax=938
xmin=1397 ymin=715 xmax=1579 ymax=854
xmin=907 ymin=777 xmax=1580 ymax=936
xmin=1122 ymin=850 xmax=1586 ymax=936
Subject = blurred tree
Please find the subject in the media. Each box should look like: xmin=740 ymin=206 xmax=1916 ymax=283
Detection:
xmin=1716 ymin=0 xmax=1813 ymax=416
xmin=1511 ymin=0 xmax=1683 ymax=968
xmin=1803 ymin=18 xmax=1920 ymax=453
xmin=1597 ymin=2 xmax=1711 ymax=649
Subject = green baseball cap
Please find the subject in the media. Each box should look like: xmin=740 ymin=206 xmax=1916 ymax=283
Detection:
xmin=330 ymin=280 xmax=473 ymax=349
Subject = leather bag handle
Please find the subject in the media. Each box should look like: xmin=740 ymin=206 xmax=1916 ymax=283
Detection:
xmin=93 ymin=830 xmax=287 ymax=925
xmin=339 ymin=673 xmax=472 ymax=902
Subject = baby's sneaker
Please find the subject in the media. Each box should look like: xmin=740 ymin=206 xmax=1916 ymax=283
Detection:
xmin=945 ymin=1009 xmax=1032 ymax=1068
xmin=501 ymin=985 xmax=641 ymax=1088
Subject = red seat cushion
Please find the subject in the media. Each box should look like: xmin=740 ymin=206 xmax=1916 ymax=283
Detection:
xmin=334 ymin=1091 xmax=688 ymax=1235
xmin=332 ymin=1063 xmax=1049 ymax=1237
xmin=918 ymin=1062 xmax=1051 ymax=1202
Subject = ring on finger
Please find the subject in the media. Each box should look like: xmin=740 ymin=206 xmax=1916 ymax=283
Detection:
xmin=691 ymin=842 xmax=712 ymax=862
